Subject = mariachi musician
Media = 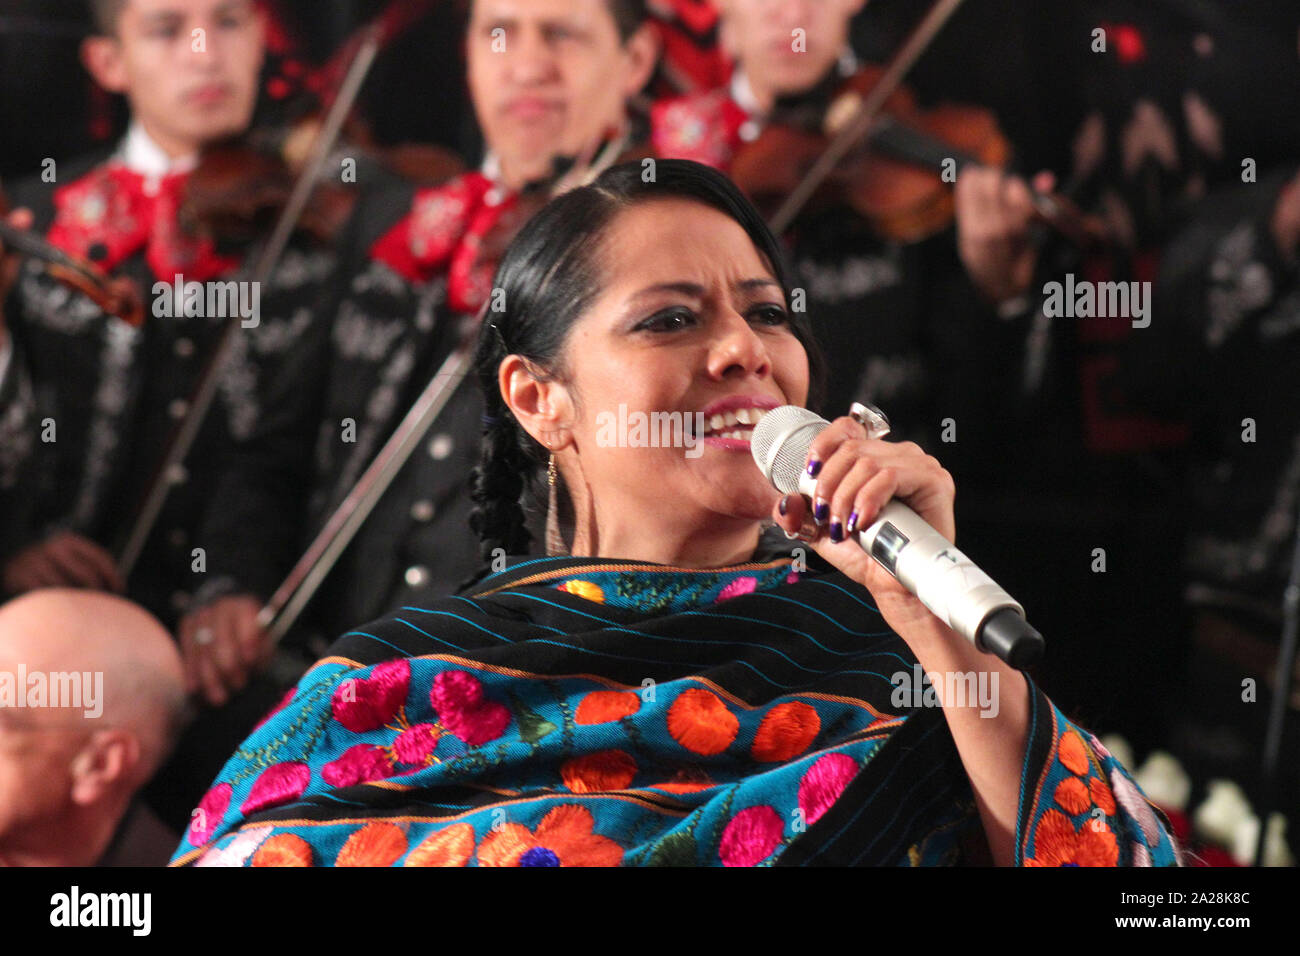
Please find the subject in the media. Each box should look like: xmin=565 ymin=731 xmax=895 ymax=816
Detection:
xmin=187 ymin=0 xmax=660 ymax=706
xmin=650 ymin=0 xmax=1050 ymax=448
xmin=0 ymin=0 xmax=334 ymax=630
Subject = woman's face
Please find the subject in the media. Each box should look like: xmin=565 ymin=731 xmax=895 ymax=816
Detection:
xmin=552 ymin=198 xmax=811 ymax=537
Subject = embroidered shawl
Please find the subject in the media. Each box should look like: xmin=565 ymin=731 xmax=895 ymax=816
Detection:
xmin=170 ymin=557 xmax=1181 ymax=867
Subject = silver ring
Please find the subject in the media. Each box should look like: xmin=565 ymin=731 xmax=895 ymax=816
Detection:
xmin=849 ymin=402 xmax=891 ymax=440
xmin=193 ymin=628 xmax=215 ymax=647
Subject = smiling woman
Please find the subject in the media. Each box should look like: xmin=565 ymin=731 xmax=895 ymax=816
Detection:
xmin=171 ymin=160 xmax=1181 ymax=868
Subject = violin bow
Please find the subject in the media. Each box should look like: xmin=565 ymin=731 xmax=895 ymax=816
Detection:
xmin=115 ymin=22 xmax=385 ymax=580
xmin=767 ymin=0 xmax=968 ymax=235
xmin=256 ymin=126 xmax=630 ymax=645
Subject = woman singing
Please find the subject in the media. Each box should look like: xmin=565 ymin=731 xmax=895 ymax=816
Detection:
xmin=172 ymin=160 xmax=1179 ymax=867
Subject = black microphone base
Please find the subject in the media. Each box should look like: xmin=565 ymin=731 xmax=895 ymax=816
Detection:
xmin=978 ymin=607 xmax=1045 ymax=670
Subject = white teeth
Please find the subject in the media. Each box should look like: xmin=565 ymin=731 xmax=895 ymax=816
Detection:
xmin=735 ymin=408 xmax=752 ymax=425
xmin=723 ymin=410 xmax=738 ymax=427
xmin=710 ymin=414 xmax=725 ymax=431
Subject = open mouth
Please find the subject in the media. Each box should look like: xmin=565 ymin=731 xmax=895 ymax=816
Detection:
xmin=700 ymin=406 xmax=770 ymax=442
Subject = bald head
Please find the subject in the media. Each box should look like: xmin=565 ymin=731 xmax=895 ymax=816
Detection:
xmin=0 ymin=590 xmax=185 ymax=779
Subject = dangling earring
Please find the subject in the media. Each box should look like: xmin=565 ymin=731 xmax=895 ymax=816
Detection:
xmin=548 ymin=453 xmax=557 ymax=488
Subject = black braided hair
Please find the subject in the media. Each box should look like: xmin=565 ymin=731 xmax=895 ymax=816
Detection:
xmin=469 ymin=158 xmax=828 ymax=562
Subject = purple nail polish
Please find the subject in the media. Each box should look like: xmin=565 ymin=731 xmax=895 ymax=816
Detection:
xmin=814 ymin=500 xmax=829 ymax=524
xmin=778 ymin=495 xmax=789 ymax=516
xmin=847 ymin=511 xmax=859 ymax=533
xmin=830 ymin=521 xmax=843 ymax=543
xmin=807 ymin=459 xmax=822 ymax=478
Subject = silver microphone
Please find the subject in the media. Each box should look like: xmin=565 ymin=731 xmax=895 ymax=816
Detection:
xmin=752 ymin=406 xmax=1044 ymax=669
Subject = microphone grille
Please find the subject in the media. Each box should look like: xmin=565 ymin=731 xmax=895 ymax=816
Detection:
xmin=751 ymin=405 xmax=829 ymax=494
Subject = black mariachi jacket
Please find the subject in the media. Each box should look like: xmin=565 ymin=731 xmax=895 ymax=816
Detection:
xmin=0 ymin=151 xmax=334 ymax=628
xmin=199 ymin=175 xmax=508 ymax=651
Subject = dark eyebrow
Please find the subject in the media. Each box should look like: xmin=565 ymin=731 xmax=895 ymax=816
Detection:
xmin=627 ymin=278 xmax=783 ymax=303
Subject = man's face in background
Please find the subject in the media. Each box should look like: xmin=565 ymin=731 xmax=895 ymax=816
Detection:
xmin=467 ymin=0 xmax=657 ymax=189
xmin=83 ymin=0 xmax=266 ymax=157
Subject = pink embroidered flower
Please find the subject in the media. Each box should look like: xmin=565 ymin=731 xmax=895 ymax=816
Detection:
xmin=785 ymin=571 xmax=801 ymax=584
xmin=1132 ymin=841 xmax=1152 ymax=867
xmin=717 ymin=576 xmax=758 ymax=602
xmin=798 ymin=752 xmax=859 ymax=826
xmin=188 ymin=783 xmax=232 ymax=846
xmin=393 ymin=723 xmax=440 ymax=765
xmin=322 ymin=744 xmax=395 ymax=788
xmin=1109 ymin=767 xmax=1162 ymax=845
xmin=241 ymin=762 xmax=311 ymax=815
xmin=718 ymin=805 xmax=784 ymax=867
xmin=431 ymin=670 xmax=511 ymax=746
xmin=331 ymin=660 xmax=411 ymax=733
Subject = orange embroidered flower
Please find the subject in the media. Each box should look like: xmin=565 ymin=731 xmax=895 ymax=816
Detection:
xmin=561 ymin=750 xmax=638 ymax=793
xmin=1058 ymin=729 xmax=1090 ymax=776
xmin=557 ymin=579 xmax=605 ymax=603
xmin=1054 ymin=776 xmax=1092 ymax=815
xmin=405 ymin=824 xmax=475 ymax=867
xmin=336 ymin=822 xmax=408 ymax=866
xmin=1090 ymin=777 xmax=1117 ymax=816
xmin=1025 ymin=810 xmax=1119 ymax=867
xmin=574 ymin=690 xmax=640 ymax=725
xmin=751 ymin=701 xmax=821 ymax=762
xmin=667 ymin=688 xmax=739 ymax=755
xmin=477 ymin=804 xmax=623 ymax=867
xmin=251 ymin=833 xmax=313 ymax=867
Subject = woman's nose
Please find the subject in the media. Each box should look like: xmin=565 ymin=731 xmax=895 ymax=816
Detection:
xmin=706 ymin=313 xmax=771 ymax=381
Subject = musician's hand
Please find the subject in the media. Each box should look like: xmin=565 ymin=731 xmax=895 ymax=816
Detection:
xmin=770 ymin=416 xmax=957 ymax=641
xmin=0 ymin=208 xmax=34 ymax=340
xmin=954 ymin=168 xmax=1052 ymax=305
xmin=2 ymin=531 xmax=125 ymax=595
xmin=179 ymin=595 xmax=269 ymax=707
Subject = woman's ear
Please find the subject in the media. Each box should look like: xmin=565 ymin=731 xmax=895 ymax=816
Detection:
xmin=80 ymin=36 xmax=129 ymax=95
xmin=499 ymin=355 xmax=574 ymax=450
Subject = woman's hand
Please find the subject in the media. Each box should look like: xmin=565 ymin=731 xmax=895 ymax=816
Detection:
xmin=769 ymin=415 xmax=957 ymax=640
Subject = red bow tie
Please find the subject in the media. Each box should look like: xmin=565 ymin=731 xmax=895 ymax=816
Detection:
xmin=370 ymin=172 xmax=520 ymax=315
xmin=47 ymin=163 xmax=238 ymax=284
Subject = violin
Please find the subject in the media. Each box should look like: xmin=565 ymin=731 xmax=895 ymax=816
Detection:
xmin=730 ymin=64 xmax=1108 ymax=248
xmin=0 ymin=214 xmax=143 ymax=327
xmin=180 ymin=118 xmax=466 ymax=251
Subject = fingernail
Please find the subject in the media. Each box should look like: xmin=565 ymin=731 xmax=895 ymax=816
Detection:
xmin=806 ymin=459 xmax=822 ymax=477
xmin=847 ymin=511 xmax=859 ymax=533
xmin=813 ymin=499 xmax=829 ymax=524
xmin=830 ymin=521 xmax=843 ymax=543
xmin=778 ymin=495 xmax=789 ymax=516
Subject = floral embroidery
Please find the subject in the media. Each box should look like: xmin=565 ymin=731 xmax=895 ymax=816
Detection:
xmin=241 ymin=762 xmax=310 ymax=815
xmin=477 ymin=805 xmax=623 ymax=867
xmin=1054 ymin=776 xmax=1093 ymax=816
xmin=717 ymin=576 xmax=758 ymax=601
xmin=798 ymin=752 xmax=859 ymax=827
xmin=751 ymin=701 xmax=821 ymax=762
xmin=405 ymin=825 xmax=476 ymax=867
xmin=719 ymin=805 xmax=784 ymax=867
xmin=667 ymin=687 xmax=739 ymax=755
xmin=337 ymin=822 xmax=408 ymax=867
xmin=188 ymin=783 xmax=232 ymax=846
xmin=1109 ymin=767 xmax=1162 ymax=845
xmin=1059 ymin=729 xmax=1091 ymax=775
xmin=1025 ymin=810 xmax=1119 ymax=867
xmin=331 ymin=659 xmax=411 ymax=733
xmin=574 ymin=690 xmax=640 ymax=724
xmin=251 ymin=834 xmax=313 ymax=867
xmin=322 ymin=744 xmax=395 ymax=788
xmin=557 ymin=579 xmax=605 ymax=603
xmin=561 ymin=750 xmax=638 ymax=793
xmin=431 ymin=670 xmax=511 ymax=746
